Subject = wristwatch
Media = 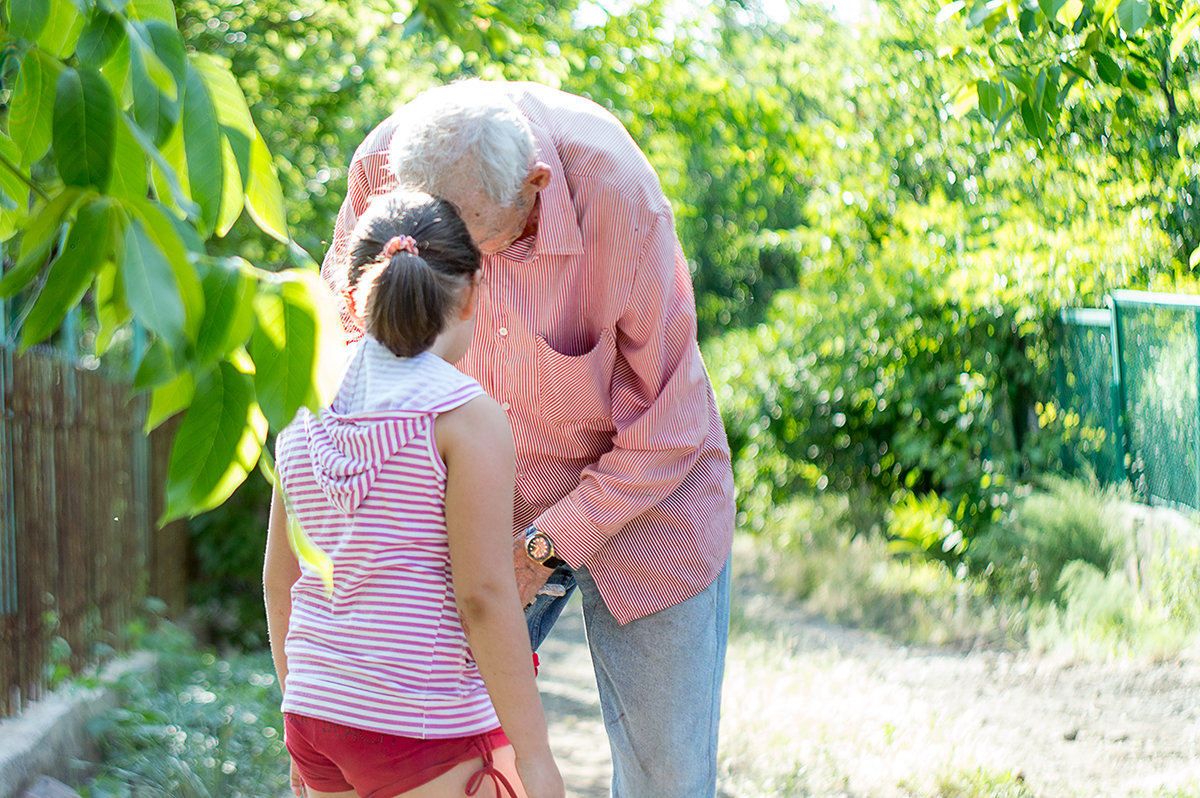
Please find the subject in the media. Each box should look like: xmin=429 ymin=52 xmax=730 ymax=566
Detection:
xmin=524 ymin=526 xmax=566 ymax=569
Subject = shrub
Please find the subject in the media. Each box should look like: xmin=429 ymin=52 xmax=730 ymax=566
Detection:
xmin=186 ymin=470 xmax=274 ymax=650
xmin=984 ymin=476 xmax=1121 ymax=603
xmin=84 ymin=623 xmax=288 ymax=798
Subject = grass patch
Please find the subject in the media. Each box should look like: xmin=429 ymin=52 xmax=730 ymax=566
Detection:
xmin=81 ymin=622 xmax=289 ymax=798
xmin=742 ymin=498 xmax=1018 ymax=649
xmin=906 ymin=767 xmax=1037 ymax=798
xmin=749 ymin=479 xmax=1200 ymax=660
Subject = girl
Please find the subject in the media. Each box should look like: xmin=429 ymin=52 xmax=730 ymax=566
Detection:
xmin=264 ymin=190 xmax=564 ymax=798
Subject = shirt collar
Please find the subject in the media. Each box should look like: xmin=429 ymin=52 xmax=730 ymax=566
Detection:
xmin=496 ymin=119 xmax=583 ymax=260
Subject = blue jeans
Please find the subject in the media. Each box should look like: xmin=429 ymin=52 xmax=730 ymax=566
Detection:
xmin=525 ymin=559 xmax=731 ymax=798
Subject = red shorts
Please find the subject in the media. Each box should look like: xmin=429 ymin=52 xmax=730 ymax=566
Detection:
xmin=283 ymin=713 xmax=514 ymax=797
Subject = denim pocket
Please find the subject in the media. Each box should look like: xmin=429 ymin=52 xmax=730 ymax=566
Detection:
xmin=524 ymin=565 xmax=577 ymax=651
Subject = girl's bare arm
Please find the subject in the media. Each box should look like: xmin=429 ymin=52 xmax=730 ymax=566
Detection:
xmin=264 ymin=484 xmax=300 ymax=693
xmin=438 ymin=395 xmax=564 ymax=798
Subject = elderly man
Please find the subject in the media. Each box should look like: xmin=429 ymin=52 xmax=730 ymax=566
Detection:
xmin=321 ymin=80 xmax=735 ymax=798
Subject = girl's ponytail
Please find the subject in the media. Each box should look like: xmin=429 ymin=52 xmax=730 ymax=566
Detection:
xmin=346 ymin=191 xmax=480 ymax=357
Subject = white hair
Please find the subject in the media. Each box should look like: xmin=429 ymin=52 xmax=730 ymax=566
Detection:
xmin=387 ymin=80 xmax=535 ymax=208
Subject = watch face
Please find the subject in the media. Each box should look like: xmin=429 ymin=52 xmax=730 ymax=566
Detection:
xmin=527 ymin=533 xmax=552 ymax=562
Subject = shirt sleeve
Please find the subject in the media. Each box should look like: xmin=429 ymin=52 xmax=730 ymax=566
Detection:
xmin=533 ymin=209 xmax=711 ymax=567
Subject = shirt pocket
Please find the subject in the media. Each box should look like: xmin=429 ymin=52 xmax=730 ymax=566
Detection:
xmin=535 ymin=328 xmax=617 ymax=429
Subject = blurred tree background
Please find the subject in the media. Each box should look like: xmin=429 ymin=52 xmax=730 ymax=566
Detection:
xmin=141 ymin=0 xmax=1198 ymax=645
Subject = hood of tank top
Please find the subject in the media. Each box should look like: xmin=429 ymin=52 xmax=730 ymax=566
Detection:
xmin=302 ymin=407 xmax=427 ymax=515
xmin=299 ymin=341 xmax=452 ymax=515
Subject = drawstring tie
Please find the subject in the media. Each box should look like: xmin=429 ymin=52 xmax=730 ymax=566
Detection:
xmin=464 ymin=733 xmax=520 ymax=798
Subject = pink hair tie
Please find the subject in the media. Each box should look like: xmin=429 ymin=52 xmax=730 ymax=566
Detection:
xmin=382 ymin=235 xmax=419 ymax=258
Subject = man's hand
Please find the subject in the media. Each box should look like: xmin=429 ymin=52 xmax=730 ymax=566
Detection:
xmin=512 ymin=537 xmax=554 ymax=607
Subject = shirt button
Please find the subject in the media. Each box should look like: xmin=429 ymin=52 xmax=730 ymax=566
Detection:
xmin=498 ymin=327 xmax=508 ymax=337
xmin=501 ymin=402 xmax=511 ymax=411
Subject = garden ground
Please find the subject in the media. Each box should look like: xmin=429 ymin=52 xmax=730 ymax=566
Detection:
xmin=536 ymin=545 xmax=1200 ymax=798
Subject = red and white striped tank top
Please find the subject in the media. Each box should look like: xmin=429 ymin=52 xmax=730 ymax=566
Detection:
xmin=275 ymin=338 xmax=496 ymax=738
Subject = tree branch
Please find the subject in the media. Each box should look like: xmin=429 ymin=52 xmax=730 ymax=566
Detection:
xmin=0 ymin=150 xmax=51 ymax=204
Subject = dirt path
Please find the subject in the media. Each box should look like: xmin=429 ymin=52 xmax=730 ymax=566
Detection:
xmin=536 ymin=574 xmax=1200 ymax=797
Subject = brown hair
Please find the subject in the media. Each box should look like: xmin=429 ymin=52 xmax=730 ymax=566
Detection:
xmin=346 ymin=190 xmax=481 ymax=357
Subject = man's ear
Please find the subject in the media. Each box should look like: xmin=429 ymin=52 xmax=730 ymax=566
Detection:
xmin=527 ymin=162 xmax=552 ymax=192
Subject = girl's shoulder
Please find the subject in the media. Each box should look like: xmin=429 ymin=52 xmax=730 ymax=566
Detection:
xmin=435 ymin=391 xmax=513 ymax=465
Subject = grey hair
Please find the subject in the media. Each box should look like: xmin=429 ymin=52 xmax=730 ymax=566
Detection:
xmin=388 ymin=80 xmax=535 ymax=208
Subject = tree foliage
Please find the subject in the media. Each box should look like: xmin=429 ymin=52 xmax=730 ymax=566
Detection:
xmin=0 ymin=0 xmax=338 ymax=522
xmin=938 ymin=0 xmax=1200 ymax=266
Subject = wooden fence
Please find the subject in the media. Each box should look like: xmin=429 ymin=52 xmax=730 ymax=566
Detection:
xmin=0 ymin=343 xmax=186 ymax=719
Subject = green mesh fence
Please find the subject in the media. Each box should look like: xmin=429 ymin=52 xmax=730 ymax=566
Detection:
xmin=1057 ymin=308 xmax=1121 ymax=484
xmin=1110 ymin=290 xmax=1200 ymax=511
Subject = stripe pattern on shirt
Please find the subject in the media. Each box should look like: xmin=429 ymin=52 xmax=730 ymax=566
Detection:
xmin=276 ymin=343 xmax=497 ymax=738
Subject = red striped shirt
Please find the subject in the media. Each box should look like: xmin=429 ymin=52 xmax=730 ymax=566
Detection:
xmin=276 ymin=342 xmax=500 ymax=737
xmin=322 ymin=82 xmax=734 ymax=624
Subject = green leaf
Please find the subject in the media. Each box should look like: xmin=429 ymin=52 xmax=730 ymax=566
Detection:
xmin=76 ymin=9 xmax=126 ymax=67
xmin=129 ymin=31 xmax=181 ymax=145
xmin=1 ymin=187 xmax=88 ymax=298
xmin=8 ymin=0 xmax=50 ymax=40
xmin=1019 ymin=96 xmax=1050 ymax=143
xmin=1041 ymin=66 xmax=1061 ymax=112
xmin=53 ymin=66 xmax=117 ymax=191
xmin=127 ymin=0 xmax=176 ymax=24
xmin=0 ymin=134 xmax=29 ymax=241
xmin=189 ymin=53 xmax=254 ymax=139
xmin=163 ymin=361 xmax=266 ymax=523
xmin=93 ymin=260 xmax=132 ymax=355
xmin=122 ymin=110 xmax=200 ymax=219
xmin=121 ymin=215 xmax=187 ymax=348
xmin=244 ymin=126 xmax=289 ymax=243
xmin=977 ymin=80 xmax=1004 ymax=120
xmin=145 ymin=370 xmax=195 ymax=432
xmin=20 ymin=197 xmax=119 ymax=349
xmin=97 ymin=32 xmax=131 ymax=100
xmin=108 ymin=114 xmax=151 ymax=203
xmin=215 ymin=135 xmax=245 ymax=237
xmin=143 ymin=19 xmax=188 ymax=85
xmin=1000 ymin=67 xmax=1035 ymax=98
xmin=1125 ymin=68 xmax=1150 ymax=92
xmin=11 ymin=48 xmax=62 ymax=168
xmin=36 ymin=0 xmax=85 ymax=58
xmin=1170 ymin=10 xmax=1200 ymax=62
xmin=180 ymin=61 xmax=225 ymax=238
xmin=126 ymin=20 xmax=178 ymax=103
xmin=1094 ymin=51 xmax=1123 ymax=85
xmin=195 ymin=258 xmax=256 ymax=364
xmin=190 ymin=53 xmax=255 ymax=230
xmin=1116 ymin=0 xmax=1149 ymax=35
xmin=1018 ymin=7 xmax=1037 ymax=36
xmin=125 ymin=198 xmax=204 ymax=338
xmin=250 ymin=280 xmax=321 ymax=430
xmin=1056 ymin=0 xmax=1082 ymax=26
xmin=133 ymin=336 xmax=174 ymax=389
xmin=1037 ymin=0 xmax=1067 ymax=20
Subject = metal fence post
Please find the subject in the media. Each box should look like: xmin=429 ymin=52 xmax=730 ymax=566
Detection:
xmin=1107 ymin=293 xmax=1131 ymax=488
xmin=1194 ymin=308 xmax=1200 ymax=511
